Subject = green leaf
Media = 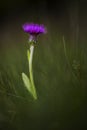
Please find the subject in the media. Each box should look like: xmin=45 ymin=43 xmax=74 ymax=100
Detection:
xmin=27 ymin=50 xmax=30 ymax=61
xmin=22 ymin=72 xmax=32 ymax=94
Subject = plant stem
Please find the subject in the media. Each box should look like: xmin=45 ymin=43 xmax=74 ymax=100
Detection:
xmin=63 ymin=36 xmax=78 ymax=81
xmin=29 ymin=45 xmax=37 ymax=99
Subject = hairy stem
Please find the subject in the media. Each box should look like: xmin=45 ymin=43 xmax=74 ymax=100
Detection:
xmin=28 ymin=45 xmax=37 ymax=99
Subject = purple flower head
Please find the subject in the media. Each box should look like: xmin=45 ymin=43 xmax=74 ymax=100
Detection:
xmin=22 ymin=23 xmax=47 ymax=35
xmin=22 ymin=23 xmax=47 ymax=43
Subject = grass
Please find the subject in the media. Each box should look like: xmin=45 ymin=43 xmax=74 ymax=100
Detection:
xmin=0 ymin=20 xmax=87 ymax=130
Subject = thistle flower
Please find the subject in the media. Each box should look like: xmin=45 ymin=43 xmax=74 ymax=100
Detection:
xmin=22 ymin=23 xmax=47 ymax=42
xmin=22 ymin=22 xmax=47 ymax=100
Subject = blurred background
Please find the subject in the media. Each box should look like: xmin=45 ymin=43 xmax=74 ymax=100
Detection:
xmin=0 ymin=0 xmax=87 ymax=130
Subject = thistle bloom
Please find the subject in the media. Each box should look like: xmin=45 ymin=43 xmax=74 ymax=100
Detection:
xmin=22 ymin=23 xmax=47 ymax=99
xmin=22 ymin=23 xmax=47 ymax=42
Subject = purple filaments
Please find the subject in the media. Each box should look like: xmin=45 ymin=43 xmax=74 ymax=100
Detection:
xmin=22 ymin=23 xmax=47 ymax=42
xmin=22 ymin=23 xmax=47 ymax=35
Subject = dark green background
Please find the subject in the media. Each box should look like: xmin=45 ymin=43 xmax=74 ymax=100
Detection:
xmin=0 ymin=0 xmax=87 ymax=130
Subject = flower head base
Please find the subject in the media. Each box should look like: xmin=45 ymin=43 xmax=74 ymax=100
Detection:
xmin=22 ymin=23 xmax=47 ymax=43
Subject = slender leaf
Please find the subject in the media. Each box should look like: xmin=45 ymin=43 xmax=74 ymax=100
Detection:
xmin=22 ymin=72 xmax=32 ymax=94
xmin=27 ymin=50 xmax=30 ymax=61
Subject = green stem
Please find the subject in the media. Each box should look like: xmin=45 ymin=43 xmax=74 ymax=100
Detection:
xmin=28 ymin=45 xmax=37 ymax=99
